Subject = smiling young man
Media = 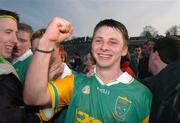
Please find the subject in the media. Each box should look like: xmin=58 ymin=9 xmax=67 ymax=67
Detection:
xmin=0 ymin=9 xmax=19 ymax=76
xmin=0 ymin=9 xmax=40 ymax=123
xmin=24 ymin=17 xmax=152 ymax=123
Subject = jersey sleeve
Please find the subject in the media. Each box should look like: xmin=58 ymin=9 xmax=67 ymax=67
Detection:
xmin=39 ymin=74 xmax=75 ymax=121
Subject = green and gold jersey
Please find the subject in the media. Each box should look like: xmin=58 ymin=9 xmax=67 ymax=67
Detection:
xmin=41 ymin=72 xmax=152 ymax=123
xmin=0 ymin=56 xmax=10 ymax=64
xmin=13 ymin=55 xmax=32 ymax=83
xmin=0 ymin=56 xmax=18 ymax=77
xmin=13 ymin=50 xmax=33 ymax=83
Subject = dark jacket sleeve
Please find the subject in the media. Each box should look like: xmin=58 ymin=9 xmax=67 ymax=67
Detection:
xmin=0 ymin=73 xmax=40 ymax=123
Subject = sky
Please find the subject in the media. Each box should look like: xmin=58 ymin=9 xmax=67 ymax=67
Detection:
xmin=1 ymin=0 xmax=180 ymax=38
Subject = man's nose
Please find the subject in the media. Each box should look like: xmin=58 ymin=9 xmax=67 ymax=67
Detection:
xmin=100 ymin=42 xmax=109 ymax=51
xmin=12 ymin=33 xmax=18 ymax=44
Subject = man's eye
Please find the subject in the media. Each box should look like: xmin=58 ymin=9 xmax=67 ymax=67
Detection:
xmin=110 ymin=41 xmax=118 ymax=44
xmin=19 ymin=39 xmax=27 ymax=43
xmin=95 ymin=40 xmax=101 ymax=43
xmin=5 ymin=31 xmax=12 ymax=34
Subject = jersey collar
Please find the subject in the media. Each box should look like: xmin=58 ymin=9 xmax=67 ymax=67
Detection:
xmin=94 ymin=68 xmax=134 ymax=86
xmin=13 ymin=49 xmax=33 ymax=64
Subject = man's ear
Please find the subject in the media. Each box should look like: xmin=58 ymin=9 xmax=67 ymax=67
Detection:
xmin=154 ymin=51 xmax=161 ymax=61
xmin=122 ymin=46 xmax=128 ymax=56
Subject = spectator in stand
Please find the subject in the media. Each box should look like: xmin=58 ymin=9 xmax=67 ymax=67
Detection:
xmin=142 ymin=36 xmax=180 ymax=123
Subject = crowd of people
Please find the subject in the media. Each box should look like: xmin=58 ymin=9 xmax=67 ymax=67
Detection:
xmin=0 ymin=9 xmax=180 ymax=123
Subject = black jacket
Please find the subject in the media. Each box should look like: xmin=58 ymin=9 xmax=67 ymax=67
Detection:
xmin=143 ymin=61 xmax=180 ymax=123
xmin=0 ymin=73 xmax=40 ymax=123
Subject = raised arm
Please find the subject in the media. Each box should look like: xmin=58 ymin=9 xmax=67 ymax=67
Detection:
xmin=23 ymin=17 xmax=73 ymax=106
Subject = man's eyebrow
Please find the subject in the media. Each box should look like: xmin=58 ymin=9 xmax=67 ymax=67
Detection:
xmin=93 ymin=36 xmax=103 ymax=40
xmin=109 ymin=38 xmax=119 ymax=42
xmin=94 ymin=36 xmax=102 ymax=39
xmin=6 ymin=28 xmax=18 ymax=34
xmin=109 ymin=37 xmax=117 ymax=40
xmin=5 ymin=28 xmax=14 ymax=32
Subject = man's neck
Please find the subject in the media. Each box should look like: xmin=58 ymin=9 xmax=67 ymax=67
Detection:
xmin=12 ymin=56 xmax=18 ymax=62
xmin=12 ymin=49 xmax=32 ymax=64
xmin=153 ymin=62 xmax=167 ymax=75
xmin=96 ymin=66 xmax=123 ymax=84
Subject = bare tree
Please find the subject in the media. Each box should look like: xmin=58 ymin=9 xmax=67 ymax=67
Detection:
xmin=140 ymin=25 xmax=158 ymax=38
xmin=165 ymin=25 xmax=180 ymax=36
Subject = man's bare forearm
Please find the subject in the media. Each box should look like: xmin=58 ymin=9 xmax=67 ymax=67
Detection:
xmin=23 ymin=37 xmax=53 ymax=106
xmin=23 ymin=17 xmax=73 ymax=106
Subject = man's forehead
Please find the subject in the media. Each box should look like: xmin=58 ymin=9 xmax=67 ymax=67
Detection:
xmin=0 ymin=18 xmax=17 ymax=31
xmin=17 ymin=30 xmax=31 ymax=37
xmin=0 ymin=15 xmax=17 ymax=22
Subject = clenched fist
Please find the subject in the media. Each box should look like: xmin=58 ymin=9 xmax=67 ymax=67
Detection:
xmin=43 ymin=17 xmax=73 ymax=43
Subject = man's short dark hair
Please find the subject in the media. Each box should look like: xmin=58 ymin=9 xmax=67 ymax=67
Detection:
xmin=153 ymin=36 xmax=180 ymax=64
xmin=0 ymin=9 xmax=19 ymax=23
xmin=92 ymin=19 xmax=129 ymax=46
xmin=31 ymin=28 xmax=46 ymax=41
xmin=18 ymin=23 xmax=33 ymax=38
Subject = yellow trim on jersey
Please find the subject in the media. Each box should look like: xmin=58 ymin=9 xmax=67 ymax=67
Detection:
xmin=76 ymin=109 xmax=102 ymax=123
xmin=39 ymin=74 xmax=75 ymax=121
xmin=53 ymin=74 xmax=74 ymax=108
xmin=0 ymin=56 xmax=10 ymax=64
xmin=39 ymin=107 xmax=54 ymax=121
xmin=39 ymin=85 xmax=56 ymax=121
xmin=48 ymin=84 xmax=56 ymax=109
xmin=142 ymin=115 xmax=149 ymax=123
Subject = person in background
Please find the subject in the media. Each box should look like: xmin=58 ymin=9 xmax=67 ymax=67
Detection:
xmin=70 ymin=52 xmax=84 ymax=72
xmin=121 ymin=52 xmax=135 ymax=77
xmin=31 ymin=28 xmax=46 ymax=52
xmin=138 ymin=40 xmax=155 ymax=79
xmin=12 ymin=22 xmax=33 ymax=83
xmin=143 ymin=36 xmax=180 ymax=123
xmin=130 ymin=46 xmax=142 ymax=77
xmin=23 ymin=17 xmax=152 ymax=123
xmin=83 ymin=52 xmax=96 ymax=76
xmin=59 ymin=44 xmax=68 ymax=63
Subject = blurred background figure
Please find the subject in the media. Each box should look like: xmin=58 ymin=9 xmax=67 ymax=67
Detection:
xmin=69 ymin=52 xmax=83 ymax=72
xmin=121 ymin=52 xmax=135 ymax=77
xmin=143 ymin=36 xmax=180 ymax=123
xmin=12 ymin=23 xmax=33 ymax=83
xmin=130 ymin=46 xmax=142 ymax=77
xmin=59 ymin=44 xmax=68 ymax=63
xmin=138 ymin=39 xmax=155 ymax=79
xmin=83 ymin=52 xmax=96 ymax=76
xmin=31 ymin=28 xmax=46 ymax=52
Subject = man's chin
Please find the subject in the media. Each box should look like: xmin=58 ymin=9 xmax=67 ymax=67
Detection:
xmin=12 ymin=52 xmax=22 ymax=58
xmin=3 ymin=53 xmax=11 ymax=59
